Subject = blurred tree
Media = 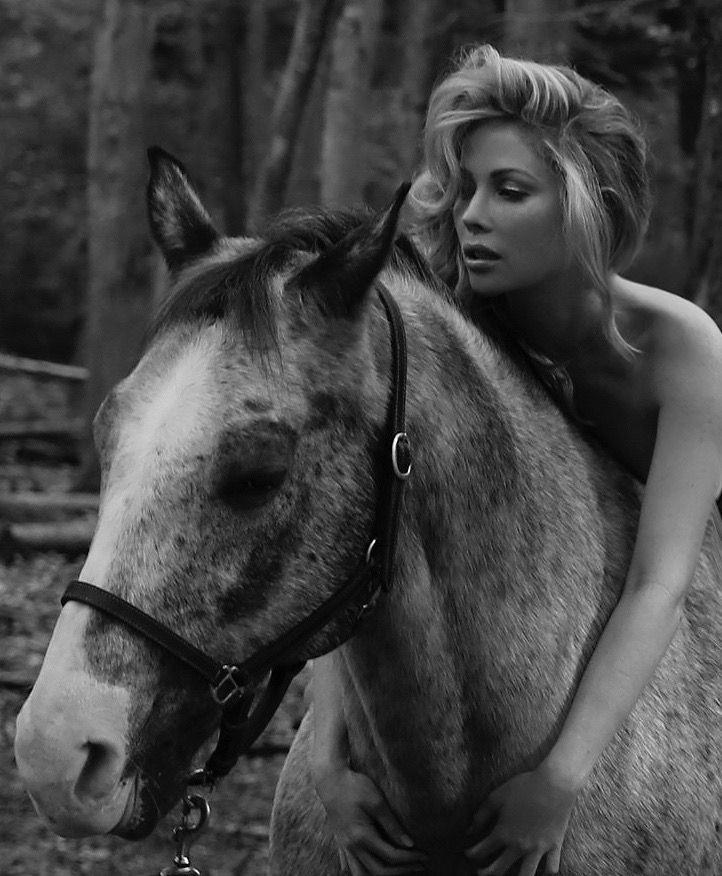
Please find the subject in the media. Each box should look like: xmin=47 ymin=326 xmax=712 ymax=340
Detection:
xmin=687 ymin=1 xmax=722 ymax=324
xmin=0 ymin=0 xmax=95 ymax=362
xmin=218 ymin=1 xmax=246 ymax=234
xmin=504 ymin=0 xmax=573 ymax=63
xmin=247 ymin=0 xmax=340 ymax=229
xmin=320 ymin=0 xmax=382 ymax=207
xmin=241 ymin=0 xmax=269 ymax=213
xmin=76 ymin=0 xmax=153 ymax=490
xmin=397 ymin=0 xmax=440 ymax=177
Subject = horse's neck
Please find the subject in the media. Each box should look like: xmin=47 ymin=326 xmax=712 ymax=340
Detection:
xmin=340 ymin=278 xmax=626 ymax=841
xmin=340 ymin=284 xmax=536 ymax=834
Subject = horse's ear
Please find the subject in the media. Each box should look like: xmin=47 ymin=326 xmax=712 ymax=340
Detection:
xmin=292 ymin=182 xmax=411 ymax=319
xmin=146 ymin=146 xmax=219 ymax=271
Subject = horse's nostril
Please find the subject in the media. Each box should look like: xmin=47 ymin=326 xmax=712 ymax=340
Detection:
xmin=74 ymin=739 xmax=126 ymax=803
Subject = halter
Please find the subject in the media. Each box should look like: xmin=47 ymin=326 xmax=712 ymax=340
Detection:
xmin=60 ymin=283 xmax=412 ymax=787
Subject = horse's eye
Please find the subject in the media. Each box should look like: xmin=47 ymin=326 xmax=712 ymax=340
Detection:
xmin=218 ymin=467 xmax=287 ymax=510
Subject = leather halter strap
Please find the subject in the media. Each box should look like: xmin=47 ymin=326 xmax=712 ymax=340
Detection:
xmin=60 ymin=283 xmax=411 ymax=785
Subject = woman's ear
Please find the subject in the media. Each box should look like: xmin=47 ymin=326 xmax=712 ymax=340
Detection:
xmin=146 ymin=146 xmax=219 ymax=271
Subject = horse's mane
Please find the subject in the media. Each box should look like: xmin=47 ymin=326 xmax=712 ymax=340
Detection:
xmin=147 ymin=206 xmax=450 ymax=356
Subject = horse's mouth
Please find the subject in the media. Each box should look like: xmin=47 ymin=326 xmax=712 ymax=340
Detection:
xmin=111 ymin=774 xmax=161 ymax=840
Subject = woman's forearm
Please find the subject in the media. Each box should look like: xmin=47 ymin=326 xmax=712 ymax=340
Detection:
xmin=311 ymin=654 xmax=349 ymax=777
xmin=542 ymin=582 xmax=685 ymax=790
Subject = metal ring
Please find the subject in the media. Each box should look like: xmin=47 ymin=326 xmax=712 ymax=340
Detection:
xmin=391 ymin=432 xmax=412 ymax=479
xmin=181 ymin=794 xmax=211 ymax=834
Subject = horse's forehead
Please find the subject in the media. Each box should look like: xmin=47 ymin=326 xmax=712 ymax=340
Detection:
xmin=124 ymin=335 xmax=223 ymax=459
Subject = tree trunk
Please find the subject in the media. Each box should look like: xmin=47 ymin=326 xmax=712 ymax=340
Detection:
xmin=398 ymin=0 xmax=438 ymax=178
xmin=213 ymin=2 xmax=245 ymax=235
xmin=247 ymin=0 xmax=340 ymax=229
xmin=504 ymin=0 xmax=573 ymax=63
xmin=320 ymin=0 xmax=382 ymax=208
xmin=241 ymin=0 xmax=268 ymax=208
xmin=688 ymin=4 xmax=722 ymax=326
xmin=76 ymin=0 xmax=153 ymax=491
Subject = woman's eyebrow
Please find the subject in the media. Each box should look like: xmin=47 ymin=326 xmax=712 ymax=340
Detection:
xmin=489 ymin=167 xmax=539 ymax=182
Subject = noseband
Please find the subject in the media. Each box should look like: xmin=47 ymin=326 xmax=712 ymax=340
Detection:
xmin=60 ymin=283 xmax=412 ymax=787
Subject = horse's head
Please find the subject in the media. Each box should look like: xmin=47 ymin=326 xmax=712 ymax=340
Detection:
xmin=15 ymin=149 xmax=408 ymax=838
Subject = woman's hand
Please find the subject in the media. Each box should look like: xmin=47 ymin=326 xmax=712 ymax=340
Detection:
xmin=464 ymin=765 xmax=578 ymax=876
xmin=314 ymin=764 xmax=428 ymax=875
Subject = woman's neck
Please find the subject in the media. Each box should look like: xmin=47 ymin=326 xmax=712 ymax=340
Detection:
xmin=498 ymin=274 xmax=610 ymax=366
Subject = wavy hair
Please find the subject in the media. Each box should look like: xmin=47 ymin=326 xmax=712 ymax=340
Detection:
xmin=410 ymin=45 xmax=651 ymax=406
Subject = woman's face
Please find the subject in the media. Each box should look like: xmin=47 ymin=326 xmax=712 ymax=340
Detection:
xmin=453 ymin=121 xmax=570 ymax=299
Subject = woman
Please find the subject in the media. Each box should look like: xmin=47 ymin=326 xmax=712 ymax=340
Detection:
xmin=312 ymin=45 xmax=722 ymax=876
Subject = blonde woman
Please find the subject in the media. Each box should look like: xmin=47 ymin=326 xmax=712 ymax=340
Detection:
xmin=313 ymin=45 xmax=722 ymax=876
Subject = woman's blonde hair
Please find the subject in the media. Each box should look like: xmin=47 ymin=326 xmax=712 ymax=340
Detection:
xmin=410 ymin=45 xmax=651 ymax=398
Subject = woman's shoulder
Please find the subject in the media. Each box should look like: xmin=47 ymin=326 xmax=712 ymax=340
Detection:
xmin=614 ymin=276 xmax=722 ymax=356
xmin=613 ymin=276 xmax=722 ymax=403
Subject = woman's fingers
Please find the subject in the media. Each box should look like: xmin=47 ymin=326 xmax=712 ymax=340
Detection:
xmin=361 ymin=833 xmax=428 ymax=867
xmin=466 ymin=802 xmax=496 ymax=837
xmin=518 ymin=852 xmax=545 ymax=876
xmin=464 ymin=831 xmax=504 ymax=861
xmin=545 ymin=846 xmax=562 ymax=874
xmin=352 ymin=846 xmax=426 ymax=875
xmin=370 ymin=798 xmax=415 ymax=849
xmin=476 ymin=847 xmax=521 ymax=875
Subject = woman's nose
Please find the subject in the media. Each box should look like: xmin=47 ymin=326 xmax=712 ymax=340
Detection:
xmin=461 ymin=190 xmax=491 ymax=231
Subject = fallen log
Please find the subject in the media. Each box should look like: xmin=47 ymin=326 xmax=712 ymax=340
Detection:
xmin=0 ymin=420 xmax=83 ymax=441
xmin=0 ymin=492 xmax=99 ymax=522
xmin=16 ymin=439 xmax=80 ymax=465
xmin=0 ymin=670 xmax=36 ymax=692
xmin=0 ymin=353 xmax=88 ymax=382
xmin=0 ymin=519 xmax=95 ymax=558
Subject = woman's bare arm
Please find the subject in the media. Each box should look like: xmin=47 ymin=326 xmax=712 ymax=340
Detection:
xmin=543 ymin=308 xmax=722 ymax=789
xmin=311 ymin=653 xmax=349 ymax=777
xmin=311 ymin=654 xmax=427 ymax=874
xmin=466 ymin=307 xmax=722 ymax=875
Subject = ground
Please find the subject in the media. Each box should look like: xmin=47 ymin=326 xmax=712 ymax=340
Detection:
xmin=0 ymin=374 xmax=308 ymax=875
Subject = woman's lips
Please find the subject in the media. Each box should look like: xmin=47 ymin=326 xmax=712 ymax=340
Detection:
xmin=463 ymin=244 xmax=501 ymax=269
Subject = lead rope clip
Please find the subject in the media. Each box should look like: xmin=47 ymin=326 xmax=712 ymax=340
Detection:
xmin=159 ymin=793 xmax=211 ymax=876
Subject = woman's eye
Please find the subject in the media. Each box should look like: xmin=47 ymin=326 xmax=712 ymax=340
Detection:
xmin=498 ymin=186 xmax=527 ymax=201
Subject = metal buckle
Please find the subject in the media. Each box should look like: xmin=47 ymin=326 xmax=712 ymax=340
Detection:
xmin=211 ymin=665 xmax=248 ymax=706
xmin=391 ymin=432 xmax=412 ymax=479
xmin=359 ymin=579 xmax=383 ymax=620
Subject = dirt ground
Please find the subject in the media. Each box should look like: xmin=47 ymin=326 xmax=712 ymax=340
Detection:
xmin=0 ymin=376 xmax=310 ymax=875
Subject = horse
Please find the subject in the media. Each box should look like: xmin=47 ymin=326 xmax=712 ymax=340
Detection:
xmin=14 ymin=149 xmax=721 ymax=875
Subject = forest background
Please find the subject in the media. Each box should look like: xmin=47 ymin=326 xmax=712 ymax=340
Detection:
xmin=2 ymin=0 xmax=722 ymax=484
xmin=1 ymin=0 xmax=722 ymax=873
